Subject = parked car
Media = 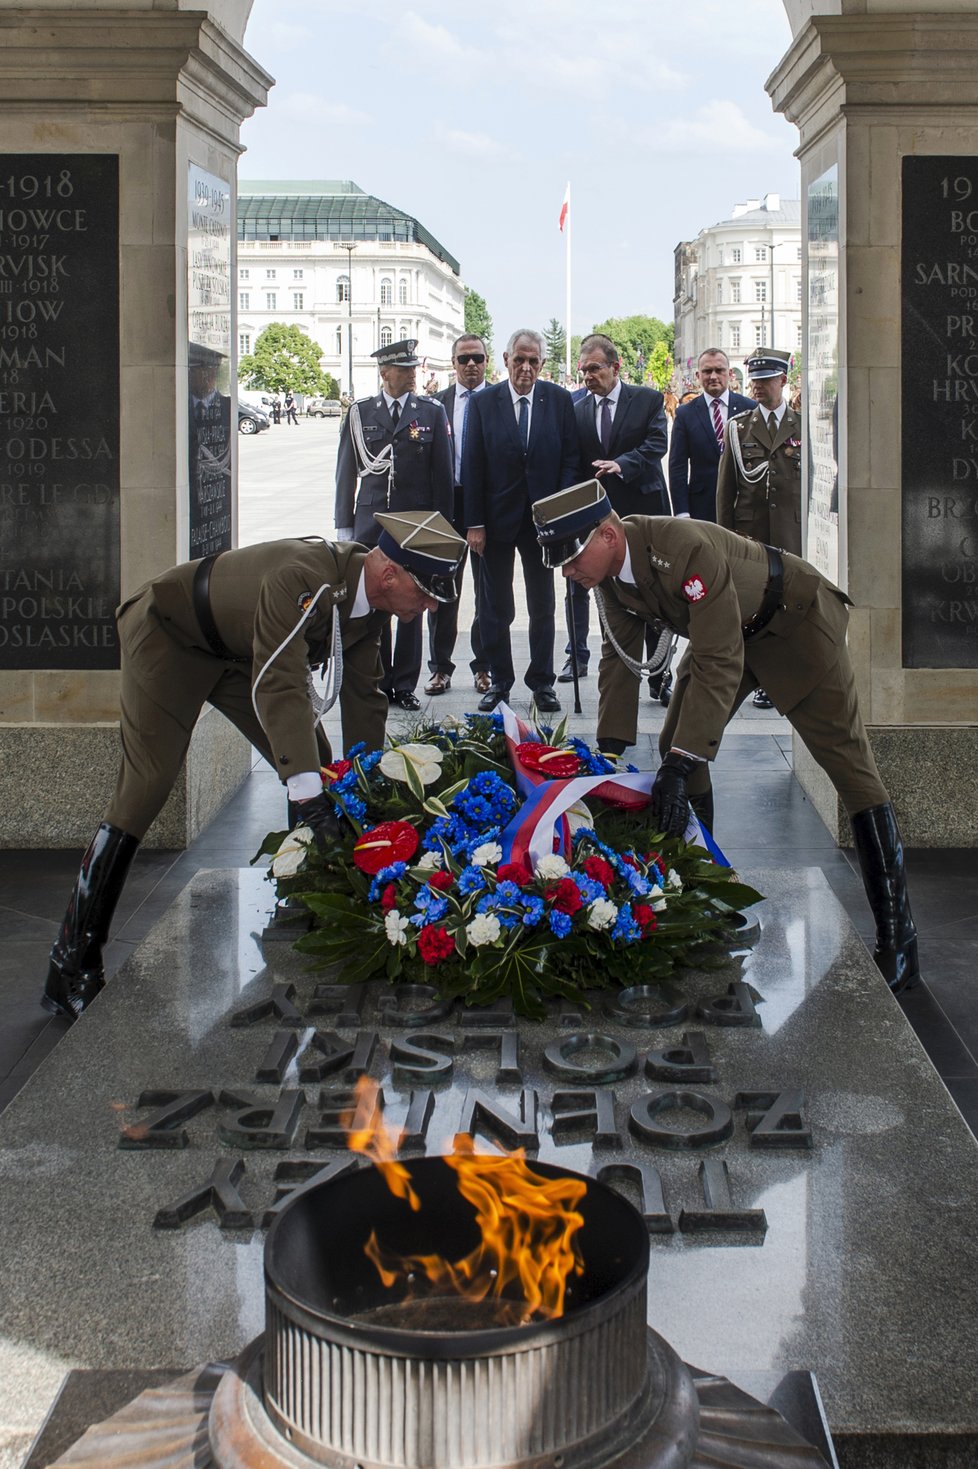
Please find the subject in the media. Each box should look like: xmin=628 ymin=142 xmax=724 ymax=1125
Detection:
xmin=306 ymin=397 xmax=342 ymax=418
xmin=238 ymin=401 xmax=270 ymax=434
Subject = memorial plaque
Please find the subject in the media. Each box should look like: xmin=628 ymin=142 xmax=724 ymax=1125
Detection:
xmin=187 ymin=163 xmax=233 ymax=558
xmin=0 ymin=155 xmax=119 ymax=669
xmin=902 ymin=156 xmax=978 ymax=668
xmin=805 ymin=166 xmax=839 ymax=583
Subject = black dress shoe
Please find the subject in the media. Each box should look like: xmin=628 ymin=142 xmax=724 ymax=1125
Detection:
xmin=477 ymin=686 xmax=506 ymax=713
xmin=659 ymin=673 xmax=673 ymax=707
xmin=647 ymin=673 xmax=662 ymax=700
xmin=533 ymin=686 xmax=561 ymax=713
xmin=389 ymin=690 xmax=421 ymax=711
xmin=557 ymin=660 xmax=588 ymax=683
xmin=752 ymin=688 xmax=774 ymax=710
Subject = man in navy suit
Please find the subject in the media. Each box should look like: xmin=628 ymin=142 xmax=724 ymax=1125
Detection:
xmin=564 ymin=333 xmax=669 ymax=679
xmin=668 ymin=347 xmax=756 ymax=522
xmin=463 ymin=327 xmax=581 ymax=713
xmin=424 ymin=333 xmax=491 ymax=696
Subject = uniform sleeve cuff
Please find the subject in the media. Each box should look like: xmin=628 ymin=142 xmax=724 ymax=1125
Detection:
xmin=287 ymin=771 xmax=323 ymax=800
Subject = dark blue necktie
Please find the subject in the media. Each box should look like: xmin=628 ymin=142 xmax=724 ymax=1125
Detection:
xmin=518 ymin=396 xmax=529 ymax=451
xmin=390 ymin=400 xmax=400 ymax=429
xmin=600 ymin=396 xmax=612 ymax=454
xmin=458 ymin=390 xmax=469 ymax=481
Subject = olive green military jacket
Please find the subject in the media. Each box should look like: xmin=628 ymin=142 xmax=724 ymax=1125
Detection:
xmin=123 ymin=539 xmax=388 ymax=776
xmin=595 ymin=518 xmax=850 ymax=757
xmin=715 ymin=405 xmax=803 ymax=555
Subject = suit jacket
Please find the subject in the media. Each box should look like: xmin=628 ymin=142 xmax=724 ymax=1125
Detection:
xmin=574 ymin=383 xmax=669 ymax=517
xmin=462 ymin=379 xmax=581 ymax=541
xmin=335 ymin=393 xmax=453 ymax=545
xmin=126 ymin=539 xmax=388 ymax=774
xmin=667 ymin=391 xmax=756 ymax=520
xmin=595 ymin=517 xmax=850 ymax=753
xmin=716 ymin=404 xmax=803 ymax=554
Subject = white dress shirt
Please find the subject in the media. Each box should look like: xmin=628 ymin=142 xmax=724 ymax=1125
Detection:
xmin=507 ymin=381 xmax=533 ymax=441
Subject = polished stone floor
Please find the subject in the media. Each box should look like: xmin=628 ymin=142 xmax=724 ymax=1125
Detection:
xmin=4 ymin=689 xmax=977 ymax=1138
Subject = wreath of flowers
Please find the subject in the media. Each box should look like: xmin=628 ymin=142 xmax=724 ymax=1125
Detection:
xmin=254 ymin=712 xmax=762 ymax=1019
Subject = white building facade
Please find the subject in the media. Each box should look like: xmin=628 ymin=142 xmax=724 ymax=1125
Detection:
xmin=673 ymin=193 xmax=802 ymax=385
xmin=237 ymin=181 xmax=465 ymax=398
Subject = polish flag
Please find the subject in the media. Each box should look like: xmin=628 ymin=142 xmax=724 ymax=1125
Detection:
xmin=558 ymin=184 xmax=570 ymax=232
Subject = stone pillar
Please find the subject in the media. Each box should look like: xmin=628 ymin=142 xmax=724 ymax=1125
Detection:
xmin=769 ymin=2 xmax=978 ymax=846
xmin=0 ymin=4 xmax=272 ymax=847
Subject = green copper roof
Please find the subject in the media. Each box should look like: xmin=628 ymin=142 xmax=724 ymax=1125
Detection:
xmin=236 ymin=181 xmax=459 ymax=274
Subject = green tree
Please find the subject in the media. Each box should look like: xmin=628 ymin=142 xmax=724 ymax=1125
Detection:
xmin=590 ymin=315 xmax=673 ymax=382
xmin=645 ymin=341 xmax=674 ymax=390
xmin=543 ymin=317 xmax=567 ymax=380
xmin=569 ymin=333 xmax=582 ymax=380
xmin=788 ymin=350 xmax=803 ymax=391
xmin=463 ymin=287 xmax=493 ymax=357
xmin=238 ymin=322 xmax=332 ymax=396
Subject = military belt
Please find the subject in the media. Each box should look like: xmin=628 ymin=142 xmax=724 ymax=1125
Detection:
xmin=192 ymin=553 xmax=247 ymax=662
xmin=742 ymin=545 xmax=784 ymax=640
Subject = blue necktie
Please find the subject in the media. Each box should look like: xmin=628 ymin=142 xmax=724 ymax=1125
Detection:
xmin=518 ymin=396 xmax=529 ymax=451
xmin=458 ymin=390 xmax=469 ymax=482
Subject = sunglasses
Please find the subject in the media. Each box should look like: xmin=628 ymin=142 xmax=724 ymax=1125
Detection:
xmin=456 ymin=353 xmax=485 ymax=365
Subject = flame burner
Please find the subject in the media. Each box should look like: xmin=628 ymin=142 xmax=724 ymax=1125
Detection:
xmin=217 ymin=1157 xmax=699 ymax=1469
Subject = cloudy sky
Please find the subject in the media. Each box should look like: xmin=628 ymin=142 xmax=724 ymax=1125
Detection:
xmin=239 ymin=0 xmax=798 ymax=338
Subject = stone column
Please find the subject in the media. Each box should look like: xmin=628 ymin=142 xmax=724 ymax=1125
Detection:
xmin=769 ymin=1 xmax=978 ymax=845
xmin=0 ymin=4 xmax=272 ymax=847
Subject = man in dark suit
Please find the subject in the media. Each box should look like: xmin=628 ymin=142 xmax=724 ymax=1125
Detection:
xmin=335 ymin=338 xmax=453 ymax=710
xmin=424 ymin=333 xmax=491 ymax=696
xmin=563 ymin=333 xmax=669 ymax=681
xmin=463 ymin=327 xmax=580 ymax=713
xmin=669 ymin=347 xmax=756 ymax=523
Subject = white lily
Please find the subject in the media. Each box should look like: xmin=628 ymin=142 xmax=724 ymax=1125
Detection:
xmin=379 ymin=743 xmax=445 ymax=787
xmin=271 ymin=826 xmax=314 ymax=878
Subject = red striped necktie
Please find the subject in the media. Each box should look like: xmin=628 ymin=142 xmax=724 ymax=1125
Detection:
xmin=711 ymin=396 xmax=724 ymax=451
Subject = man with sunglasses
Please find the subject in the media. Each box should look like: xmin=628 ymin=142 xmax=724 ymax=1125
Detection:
xmin=425 ymin=334 xmax=492 ymax=696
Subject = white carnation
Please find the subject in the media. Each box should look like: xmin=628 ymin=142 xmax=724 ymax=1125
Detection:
xmin=647 ymin=883 xmax=668 ymax=913
xmin=384 ymin=911 xmax=410 ymax=946
xmin=379 ymin=743 xmax=445 ymax=786
xmin=466 ymin=913 xmax=502 ymax=947
xmin=416 ymin=851 xmax=443 ymax=870
xmin=271 ymin=826 xmax=314 ymax=878
xmin=470 ymin=842 xmax=503 ymax=868
xmin=587 ymin=898 xmax=619 ymax=930
xmin=666 ymin=868 xmax=683 ymax=891
xmin=535 ymin=854 xmax=570 ymax=880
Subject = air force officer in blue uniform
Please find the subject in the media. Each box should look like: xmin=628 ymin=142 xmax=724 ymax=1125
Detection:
xmin=335 ymin=338 xmax=453 ymax=709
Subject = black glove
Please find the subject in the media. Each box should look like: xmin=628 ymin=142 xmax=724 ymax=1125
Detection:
xmin=597 ymin=737 xmax=629 ymax=756
xmin=294 ymin=792 xmax=344 ymax=850
xmin=650 ymin=753 xmax=698 ymax=838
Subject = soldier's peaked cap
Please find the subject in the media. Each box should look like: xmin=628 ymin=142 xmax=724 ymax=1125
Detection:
xmin=371 ymin=338 xmax=420 ymax=367
xmin=532 ymin=480 xmax=614 ymax=568
xmin=374 ymin=510 xmax=466 ymax=603
xmin=745 ymin=347 xmax=791 ymax=380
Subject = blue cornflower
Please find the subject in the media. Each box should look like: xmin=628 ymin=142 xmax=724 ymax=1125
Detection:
xmin=345 ymin=742 xmax=366 ymax=758
xmin=612 ymin=903 xmax=641 ymax=943
xmin=549 ymin=910 xmax=573 ymax=938
xmin=337 ymin=793 xmax=366 ymax=822
xmin=458 ymin=867 xmax=488 ymax=896
xmin=410 ymin=891 xmax=449 ymax=926
xmin=572 ymin=874 xmax=605 ymax=904
xmin=359 ymin=750 xmax=383 ymax=772
xmin=520 ymin=896 xmax=545 ymax=927
xmin=367 ymin=860 xmax=407 ymax=900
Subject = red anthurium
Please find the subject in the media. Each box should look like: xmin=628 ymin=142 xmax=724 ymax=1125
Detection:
xmin=353 ymin=821 xmax=419 ymax=873
xmin=322 ymin=759 xmax=353 ymax=783
xmin=515 ymin=742 xmax=582 ymax=779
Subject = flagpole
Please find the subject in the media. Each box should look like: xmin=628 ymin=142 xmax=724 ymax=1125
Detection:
xmin=564 ymin=180 xmax=572 ymax=384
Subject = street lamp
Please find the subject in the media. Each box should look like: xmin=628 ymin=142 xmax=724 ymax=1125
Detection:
xmin=344 ymin=242 xmax=356 ymax=397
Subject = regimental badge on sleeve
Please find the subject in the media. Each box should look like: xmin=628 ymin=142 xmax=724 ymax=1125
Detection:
xmin=682 ymin=576 xmax=708 ymax=602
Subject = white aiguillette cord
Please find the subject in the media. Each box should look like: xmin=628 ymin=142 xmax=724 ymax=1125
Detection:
xmin=592 ymin=585 xmax=676 ymax=679
xmin=251 ymin=584 xmax=344 ymax=728
xmin=725 ymin=414 xmax=769 ymax=483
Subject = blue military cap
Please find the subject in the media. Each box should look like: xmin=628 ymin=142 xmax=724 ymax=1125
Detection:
xmin=745 ymin=347 xmax=791 ymax=380
xmin=371 ymin=338 xmax=420 ymax=367
xmin=532 ymin=480 xmax=614 ymax=569
xmin=374 ymin=509 xmax=467 ymax=602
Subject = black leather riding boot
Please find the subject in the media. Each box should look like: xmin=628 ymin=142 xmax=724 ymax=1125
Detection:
xmin=42 ymin=823 xmax=140 ymax=1021
xmin=851 ymin=803 xmax=921 ymax=993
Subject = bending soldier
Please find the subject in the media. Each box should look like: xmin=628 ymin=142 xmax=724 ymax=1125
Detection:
xmin=532 ymin=481 xmax=920 ymax=994
xmin=43 ymin=511 xmax=466 ymax=1022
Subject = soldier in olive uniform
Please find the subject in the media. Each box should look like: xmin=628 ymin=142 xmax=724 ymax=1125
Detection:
xmin=716 ymin=348 xmax=801 ymax=708
xmin=533 ymin=481 xmax=920 ymax=995
xmin=335 ymin=339 xmax=454 ymax=710
xmin=42 ymin=512 xmax=466 ymax=1023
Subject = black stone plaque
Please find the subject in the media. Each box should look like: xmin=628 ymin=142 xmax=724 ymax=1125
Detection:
xmin=902 ymin=156 xmax=978 ymax=668
xmin=0 ymin=155 xmax=120 ymax=669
